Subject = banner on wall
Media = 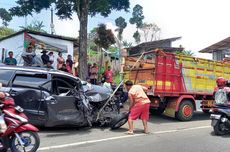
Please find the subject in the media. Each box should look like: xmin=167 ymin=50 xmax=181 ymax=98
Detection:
xmin=24 ymin=32 xmax=68 ymax=53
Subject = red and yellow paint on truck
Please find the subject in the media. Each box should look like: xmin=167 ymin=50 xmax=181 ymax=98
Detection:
xmin=123 ymin=49 xmax=230 ymax=121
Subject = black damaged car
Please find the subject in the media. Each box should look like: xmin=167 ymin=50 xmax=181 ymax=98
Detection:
xmin=0 ymin=66 xmax=128 ymax=128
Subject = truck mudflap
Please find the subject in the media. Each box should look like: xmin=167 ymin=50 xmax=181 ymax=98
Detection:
xmin=163 ymin=101 xmax=176 ymax=118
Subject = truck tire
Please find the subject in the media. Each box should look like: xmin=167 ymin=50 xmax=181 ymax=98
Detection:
xmin=176 ymin=100 xmax=194 ymax=121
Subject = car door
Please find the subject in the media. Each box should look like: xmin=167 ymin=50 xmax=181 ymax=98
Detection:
xmin=10 ymin=71 xmax=50 ymax=126
xmin=44 ymin=74 xmax=87 ymax=127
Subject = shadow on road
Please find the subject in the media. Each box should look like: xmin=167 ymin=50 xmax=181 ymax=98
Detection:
xmin=39 ymin=126 xmax=92 ymax=137
xmin=210 ymin=131 xmax=230 ymax=138
xmin=148 ymin=111 xmax=210 ymax=125
xmin=38 ymin=111 xmax=210 ymax=134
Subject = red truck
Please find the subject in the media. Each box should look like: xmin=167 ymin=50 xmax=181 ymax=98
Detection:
xmin=123 ymin=49 xmax=230 ymax=121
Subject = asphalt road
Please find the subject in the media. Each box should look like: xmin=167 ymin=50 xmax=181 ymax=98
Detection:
xmin=35 ymin=111 xmax=230 ymax=152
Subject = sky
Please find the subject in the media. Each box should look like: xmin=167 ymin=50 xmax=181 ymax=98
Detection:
xmin=1 ymin=0 xmax=230 ymax=58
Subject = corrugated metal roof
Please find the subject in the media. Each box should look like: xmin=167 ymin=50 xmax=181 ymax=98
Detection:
xmin=0 ymin=29 xmax=78 ymax=42
xmin=199 ymin=37 xmax=230 ymax=53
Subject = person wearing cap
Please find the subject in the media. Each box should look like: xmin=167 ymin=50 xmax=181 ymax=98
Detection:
xmin=4 ymin=51 xmax=17 ymax=66
xmin=124 ymin=80 xmax=151 ymax=135
xmin=41 ymin=49 xmax=49 ymax=65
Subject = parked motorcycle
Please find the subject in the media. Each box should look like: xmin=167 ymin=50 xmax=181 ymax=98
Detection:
xmin=210 ymin=78 xmax=230 ymax=135
xmin=0 ymin=93 xmax=40 ymax=152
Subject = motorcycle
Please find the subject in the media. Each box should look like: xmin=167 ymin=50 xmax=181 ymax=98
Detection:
xmin=210 ymin=103 xmax=230 ymax=135
xmin=0 ymin=94 xmax=40 ymax=152
xmin=210 ymin=79 xmax=230 ymax=135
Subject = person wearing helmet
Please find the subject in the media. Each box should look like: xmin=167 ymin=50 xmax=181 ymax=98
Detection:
xmin=214 ymin=77 xmax=230 ymax=104
xmin=216 ymin=77 xmax=226 ymax=88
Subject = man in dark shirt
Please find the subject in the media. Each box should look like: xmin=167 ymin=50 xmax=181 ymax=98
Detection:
xmin=4 ymin=51 xmax=17 ymax=66
xmin=41 ymin=50 xmax=49 ymax=65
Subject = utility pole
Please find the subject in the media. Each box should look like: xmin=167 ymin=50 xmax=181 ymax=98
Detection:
xmin=50 ymin=8 xmax=55 ymax=34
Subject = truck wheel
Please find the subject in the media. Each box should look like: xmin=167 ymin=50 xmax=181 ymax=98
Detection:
xmin=176 ymin=100 xmax=194 ymax=121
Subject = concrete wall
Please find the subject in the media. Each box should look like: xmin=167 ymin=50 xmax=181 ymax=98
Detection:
xmin=0 ymin=33 xmax=74 ymax=68
xmin=0 ymin=33 xmax=24 ymax=63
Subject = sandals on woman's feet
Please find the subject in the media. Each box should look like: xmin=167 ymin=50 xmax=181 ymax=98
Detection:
xmin=125 ymin=131 xmax=134 ymax=135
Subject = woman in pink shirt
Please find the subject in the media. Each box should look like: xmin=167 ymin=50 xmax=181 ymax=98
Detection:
xmin=57 ymin=52 xmax=65 ymax=70
xmin=125 ymin=80 xmax=151 ymax=135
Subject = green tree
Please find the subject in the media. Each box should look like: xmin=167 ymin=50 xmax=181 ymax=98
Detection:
xmin=0 ymin=26 xmax=15 ymax=38
xmin=94 ymin=24 xmax=116 ymax=75
xmin=122 ymin=40 xmax=133 ymax=48
xmin=176 ymin=50 xmax=194 ymax=56
xmin=140 ymin=23 xmax=161 ymax=42
xmin=6 ymin=0 xmax=130 ymax=80
xmin=133 ymin=31 xmax=141 ymax=44
xmin=0 ymin=8 xmax=12 ymax=27
xmin=129 ymin=4 xmax=144 ymax=44
xmin=20 ymin=20 xmax=47 ymax=33
xmin=94 ymin=24 xmax=116 ymax=50
xmin=115 ymin=16 xmax=127 ymax=41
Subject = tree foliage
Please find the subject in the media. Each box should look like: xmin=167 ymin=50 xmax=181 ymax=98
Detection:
xmin=176 ymin=50 xmax=194 ymax=56
xmin=129 ymin=4 xmax=144 ymax=44
xmin=129 ymin=4 xmax=144 ymax=28
xmin=4 ymin=0 xmax=130 ymax=80
xmin=115 ymin=16 xmax=127 ymax=40
xmin=94 ymin=24 xmax=116 ymax=49
xmin=140 ymin=23 xmax=161 ymax=42
xmin=0 ymin=26 xmax=15 ymax=38
xmin=20 ymin=20 xmax=47 ymax=33
xmin=122 ymin=40 xmax=133 ymax=48
xmin=8 ymin=0 xmax=130 ymax=20
xmin=133 ymin=30 xmax=141 ymax=44
xmin=0 ymin=8 xmax=12 ymax=27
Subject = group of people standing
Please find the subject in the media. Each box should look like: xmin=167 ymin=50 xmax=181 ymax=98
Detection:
xmin=3 ymin=45 xmax=75 ymax=75
xmin=88 ymin=63 xmax=113 ymax=85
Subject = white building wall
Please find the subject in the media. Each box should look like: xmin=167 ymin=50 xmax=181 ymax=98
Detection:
xmin=0 ymin=33 xmax=74 ymax=68
xmin=0 ymin=33 xmax=24 ymax=63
